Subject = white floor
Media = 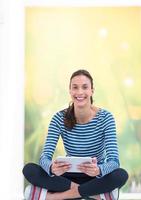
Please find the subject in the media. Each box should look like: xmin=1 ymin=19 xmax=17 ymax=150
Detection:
xmin=119 ymin=193 xmax=141 ymax=200
xmin=22 ymin=193 xmax=141 ymax=200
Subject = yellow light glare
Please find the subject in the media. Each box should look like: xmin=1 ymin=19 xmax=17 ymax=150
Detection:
xmin=120 ymin=42 xmax=129 ymax=50
xmin=98 ymin=28 xmax=108 ymax=38
xmin=124 ymin=78 xmax=134 ymax=87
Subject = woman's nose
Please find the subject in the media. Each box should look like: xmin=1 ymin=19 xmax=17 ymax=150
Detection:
xmin=77 ymin=88 xmax=83 ymax=94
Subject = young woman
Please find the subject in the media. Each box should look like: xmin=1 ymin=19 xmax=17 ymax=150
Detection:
xmin=23 ymin=69 xmax=128 ymax=200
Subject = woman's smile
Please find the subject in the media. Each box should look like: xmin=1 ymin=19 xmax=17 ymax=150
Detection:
xmin=75 ymin=96 xmax=86 ymax=101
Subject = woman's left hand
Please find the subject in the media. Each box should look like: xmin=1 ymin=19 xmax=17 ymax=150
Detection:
xmin=77 ymin=157 xmax=100 ymax=177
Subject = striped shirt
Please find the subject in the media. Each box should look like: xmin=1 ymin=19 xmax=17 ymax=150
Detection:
xmin=39 ymin=108 xmax=120 ymax=177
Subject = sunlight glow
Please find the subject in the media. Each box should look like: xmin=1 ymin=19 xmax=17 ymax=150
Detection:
xmin=99 ymin=28 xmax=108 ymax=38
xmin=121 ymin=42 xmax=129 ymax=50
xmin=124 ymin=78 xmax=134 ymax=87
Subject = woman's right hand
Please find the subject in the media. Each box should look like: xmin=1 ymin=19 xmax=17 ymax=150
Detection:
xmin=51 ymin=160 xmax=71 ymax=176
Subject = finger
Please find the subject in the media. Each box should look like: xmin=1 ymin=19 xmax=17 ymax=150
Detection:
xmin=77 ymin=166 xmax=87 ymax=172
xmin=77 ymin=168 xmax=85 ymax=173
xmin=82 ymin=161 xmax=92 ymax=164
xmin=54 ymin=160 xmax=70 ymax=165
xmin=62 ymin=165 xmax=71 ymax=170
xmin=92 ymin=157 xmax=97 ymax=164
xmin=78 ymin=165 xmax=98 ymax=172
xmin=78 ymin=168 xmax=94 ymax=175
xmin=57 ymin=162 xmax=71 ymax=167
xmin=55 ymin=166 xmax=71 ymax=175
xmin=78 ymin=163 xmax=95 ymax=168
xmin=82 ymin=169 xmax=97 ymax=176
xmin=52 ymin=165 xmax=67 ymax=173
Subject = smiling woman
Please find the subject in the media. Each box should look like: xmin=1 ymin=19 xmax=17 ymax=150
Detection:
xmin=23 ymin=69 xmax=128 ymax=200
xmin=24 ymin=5 xmax=141 ymax=199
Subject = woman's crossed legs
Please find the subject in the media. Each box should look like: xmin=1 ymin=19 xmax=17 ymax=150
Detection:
xmin=23 ymin=163 xmax=128 ymax=199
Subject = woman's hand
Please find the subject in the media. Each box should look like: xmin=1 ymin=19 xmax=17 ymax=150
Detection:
xmin=77 ymin=157 xmax=100 ymax=177
xmin=51 ymin=160 xmax=71 ymax=176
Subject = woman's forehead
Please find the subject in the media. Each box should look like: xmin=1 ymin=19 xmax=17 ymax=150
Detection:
xmin=71 ymin=75 xmax=91 ymax=84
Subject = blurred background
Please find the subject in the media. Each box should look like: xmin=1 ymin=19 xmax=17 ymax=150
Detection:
xmin=24 ymin=7 xmax=141 ymax=193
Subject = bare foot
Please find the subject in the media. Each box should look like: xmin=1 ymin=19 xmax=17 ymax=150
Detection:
xmin=46 ymin=182 xmax=80 ymax=200
xmin=71 ymin=182 xmax=79 ymax=189
xmin=89 ymin=194 xmax=101 ymax=200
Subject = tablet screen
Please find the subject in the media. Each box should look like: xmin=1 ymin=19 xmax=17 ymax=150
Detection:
xmin=56 ymin=156 xmax=92 ymax=173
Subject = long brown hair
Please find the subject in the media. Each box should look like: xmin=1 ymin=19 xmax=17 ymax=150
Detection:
xmin=64 ymin=69 xmax=94 ymax=129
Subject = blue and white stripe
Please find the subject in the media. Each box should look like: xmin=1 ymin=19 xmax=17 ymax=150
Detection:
xmin=39 ymin=108 xmax=119 ymax=177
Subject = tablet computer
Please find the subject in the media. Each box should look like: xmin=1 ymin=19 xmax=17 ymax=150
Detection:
xmin=56 ymin=156 xmax=92 ymax=173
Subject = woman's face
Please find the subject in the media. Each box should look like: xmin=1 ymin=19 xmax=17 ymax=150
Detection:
xmin=69 ymin=75 xmax=93 ymax=108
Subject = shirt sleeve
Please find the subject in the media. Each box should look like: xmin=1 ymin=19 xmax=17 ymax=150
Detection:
xmin=39 ymin=112 xmax=62 ymax=176
xmin=98 ymin=112 xmax=120 ymax=177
